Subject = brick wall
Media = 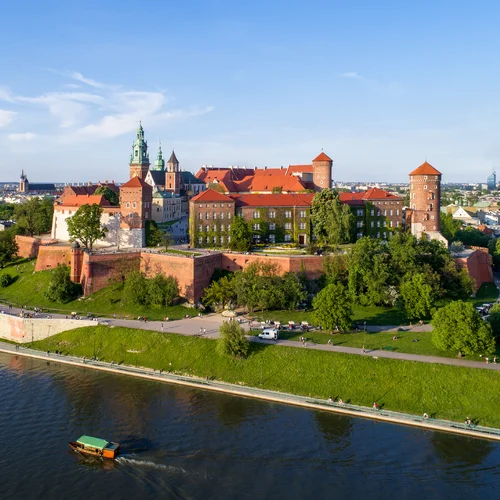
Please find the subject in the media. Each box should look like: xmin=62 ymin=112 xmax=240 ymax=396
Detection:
xmin=455 ymin=248 xmax=494 ymax=291
xmin=15 ymin=235 xmax=41 ymax=258
xmin=35 ymin=245 xmax=72 ymax=271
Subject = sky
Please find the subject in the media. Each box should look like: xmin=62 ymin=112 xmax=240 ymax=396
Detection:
xmin=1 ymin=0 xmax=500 ymax=184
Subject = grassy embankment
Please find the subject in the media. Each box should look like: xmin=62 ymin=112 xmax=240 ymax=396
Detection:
xmin=0 ymin=259 xmax=193 ymax=320
xmin=32 ymin=325 xmax=500 ymax=428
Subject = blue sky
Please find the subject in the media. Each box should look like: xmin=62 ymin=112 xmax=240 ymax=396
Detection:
xmin=1 ymin=0 xmax=500 ymax=183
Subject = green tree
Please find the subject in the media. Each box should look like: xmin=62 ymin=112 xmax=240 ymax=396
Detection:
xmin=312 ymin=282 xmax=353 ymax=332
xmin=94 ymin=185 xmax=119 ymax=205
xmin=202 ymin=275 xmax=236 ymax=311
xmin=0 ymin=229 xmax=18 ymax=268
xmin=43 ymin=264 xmax=80 ymax=303
xmin=163 ymin=232 xmax=174 ymax=251
xmin=311 ymin=189 xmax=354 ymax=245
xmin=440 ymin=213 xmax=462 ymax=242
xmin=398 ymin=272 xmax=436 ymax=320
xmin=453 ymin=227 xmax=491 ymax=248
xmin=0 ymin=273 xmax=14 ymax=287
xmin=0 ymin=203 xmax=15 ymax=220
xmin=323 ymin=254 xmax=348 ymax=286
xmin=147 ymin=274 xmax=179 ymax=306
xmin=217 ymin=320 xmax=250 ymax=358
xmin=229 ymin=215 xmax=252 ymax=252
xmin=66 ymin=204 xmax=107 ymax=249
xmin=14 ymin=197 xmax=53 ymax=236
xmin=431 ymin=301 xmax=495 ymax=355
xmin=282 ymin=272 xmax=307 ymax=310
xmin=488 ymin=238 xmax=500 ymax=268
xmin=146 ymin=220 xmax=163 ymax=247
xmin=487 ymin=303 xmax=500 ymax=336
xmin=122 ymin=271 xmax=149 ymax=305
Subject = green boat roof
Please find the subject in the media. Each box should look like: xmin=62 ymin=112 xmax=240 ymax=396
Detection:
xmin=76 ymin=435 xmax=109 ymax=450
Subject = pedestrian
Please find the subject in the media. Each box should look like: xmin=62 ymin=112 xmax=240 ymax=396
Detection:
xmin=362 ymin=345 xmax=366 ymax=354
xmin=486 ymin=357 xmax=489 ymax=364
xmin=327 ymin=339 xmax=332 ymax=346
xmin=161 ymin=323 xmax=164 ymax=332
xmin=203 ymin=328 xmax=206 ymax=334
xmin=200 ymin=327 xmax=203 ymax=334
xmin=338 ymin=398 xmax=344 ymax=406
xmin=423 ymin=412 xmax=429 ymax=420
xmin=465 ymin=417 xmax=471 ymax=426
xmin=494 ymin=357 xmax=497 ymax=364
xmin=373 ymin=401 xmax=379 ymax=410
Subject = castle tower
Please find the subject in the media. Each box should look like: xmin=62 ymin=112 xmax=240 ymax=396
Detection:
xmin=166 ymin=150 xmax=181 ymax=194
xmin=119 ymin=176 xmax=153 ymax=247
xmin=129 ymin=122 xmax=150 ymax=179
xmin=312 ymin=152 xmax=333 ymax=191
xmin=19 ymin=170 xmax=28 ymax=193
xmin=409 ymin=161 xmax=442 ymax=237
xmin=151 ymin=142 xmax=165 ymax=171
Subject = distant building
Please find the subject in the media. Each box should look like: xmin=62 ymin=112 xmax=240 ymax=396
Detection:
xmin=18 ymin=170 xmax=59 ymax=194
xmin=487 ymin=171 xmax=496 ymax=191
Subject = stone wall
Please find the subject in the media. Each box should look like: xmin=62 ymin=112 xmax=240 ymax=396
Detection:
xmin=35 ymin=245 xmax=72 ymax=271
xmin=0 ymin=313 xmax=95 ymax=343
xmin=15 ymin=235 xmax=41 ymax=259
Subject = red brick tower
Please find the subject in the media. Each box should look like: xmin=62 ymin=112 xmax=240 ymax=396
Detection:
xmin=129 ymin=122 xmax=150 ymax=180
xmin=119 ymin=176 xmax=153 ymax=247
xmin=409 ymin=161 xmax=442 ymax=236
xmin=166 ymin=150 xmax=181 ymax=194
xmin=312 ymin=152 xmax=333 ymax=191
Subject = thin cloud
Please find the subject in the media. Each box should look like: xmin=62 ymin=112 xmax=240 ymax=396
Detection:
xmin=69 ymin=71 xmax=117 ymax=90
xmin=8 ymin=132 xmax=37 ymax=141
xmin=340 ymin=72 xmax=365 ymax=80
xmin=0 ymin=109 xmax=16 ymax=127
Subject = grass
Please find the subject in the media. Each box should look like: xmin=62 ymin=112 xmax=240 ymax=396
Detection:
xmin=162 ymin=248 xmax=202 ymax=256
xmin=32 ymin=325 xmax=500 ymax=428
xmin=0 ymin=259 xmax=193 ymax=320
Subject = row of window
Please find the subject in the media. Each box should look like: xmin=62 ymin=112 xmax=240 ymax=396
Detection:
xmin=198 ymin=235 xmax=232 ymax=245
xmin=125 ymin=202 xmax=151 ymax=209
xmin=369 ymin=209 xmax=400 ymax=216
xmin=198 ymin=203 xmax=232 ymax=208
xmin=197 ymin=212 xmax=232 ymax=220
xmin=252 ymin=222 xmax=307 ymax=230
xmin=252 ymin=210 xmax=307 ymax=219
xmin=198 ymin=224 xmax=232 ymax=232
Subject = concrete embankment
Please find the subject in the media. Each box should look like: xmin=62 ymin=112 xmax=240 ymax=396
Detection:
xmin=0 ymin=313 xmax=95 ymax=343
xmin=1 ymin=342 xmax=499 ymax=443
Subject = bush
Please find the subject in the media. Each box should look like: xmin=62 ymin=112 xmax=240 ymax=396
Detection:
xmin=0 ymin=273 xmax=14 ymax=288
xmin=217 ymin=321 xmax=250 ymax=358
xmin=43 ymin=264 xmax=81 ymax=303
xmin=123 ymin=271 xmax=179 ymax=306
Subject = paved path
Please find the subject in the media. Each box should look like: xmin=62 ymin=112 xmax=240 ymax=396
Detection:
xmin=1 ymin=304 xmax=498 ymax=371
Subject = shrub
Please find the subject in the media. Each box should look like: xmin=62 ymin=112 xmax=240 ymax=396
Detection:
xmin=43 ymin=264 xmax=81 ymax=303
xmin=217 ymin=321 xmax=249 ymax=358
xmin=0 ymin=273 xmax=14 ymax=288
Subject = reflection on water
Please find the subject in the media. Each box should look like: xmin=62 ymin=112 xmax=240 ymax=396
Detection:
xmin=1 ymin=353 xmax=500 ymax=499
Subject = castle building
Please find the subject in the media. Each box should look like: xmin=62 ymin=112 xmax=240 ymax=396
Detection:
xmin=129 ymin=122 xmax=150 ymax=180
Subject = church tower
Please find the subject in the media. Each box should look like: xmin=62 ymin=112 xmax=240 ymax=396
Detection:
xmin=129 ymin=122 xmax=150 ymax=180
xmin=312 ymin=152 xmax=333 ymax=191
xmin=166 ymin=150 xmax=181 ymax=194
xmin=151 ymin=142 xmax=165 ymax=171
xmin=19 ymin=170 xmax=28 ymax=193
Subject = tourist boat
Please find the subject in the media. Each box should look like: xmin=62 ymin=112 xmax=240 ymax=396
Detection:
xmin=69 ymin=435 xmax=120 ymax=459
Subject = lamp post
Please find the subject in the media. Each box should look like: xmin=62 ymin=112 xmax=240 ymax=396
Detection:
xmin=93 ymin=330 xmax=96 ymax=360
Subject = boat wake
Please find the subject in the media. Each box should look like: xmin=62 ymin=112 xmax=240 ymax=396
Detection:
xmin=116 ymin=456 xmax=188 ymax=474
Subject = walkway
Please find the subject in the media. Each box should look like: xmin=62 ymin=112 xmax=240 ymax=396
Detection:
xmin=1 ymin=305 xmax=498 ymax=371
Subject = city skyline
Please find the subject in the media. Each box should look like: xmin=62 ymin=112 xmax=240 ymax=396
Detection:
xmin=2 ymin=1 xmax=500 ymax=183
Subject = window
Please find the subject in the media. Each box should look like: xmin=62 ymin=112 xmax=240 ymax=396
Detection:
xmin=228 ymin=236 xmax=231 ymax=242
xmin=132 ymin=202 xmax=137 ymax=208
xmin=269 ymin=223 xmax=276 ymax=230
xmin=299 ymin=222 xmax=306 ymax=230
xmin=390 ymin=210 xmax=393 ymax=216
xmin=213 ymin=212 xmax=217 ymax=219
xmin=371 ymin=209 xmax=374 ymax=216
xmin=377 ymin=210 xmax=381 ymax=216
xmin=198 ymin=236 xmax=203 ymax=244
xmin=269 ymin=234 xmax=275 ymax=243
xmin=206 ymin=236 xmax=210 ymax=244
xmin=198 ymin=225 xmax=203 ymax=232
xmin=213 ymin=236 xmax=217 ymax=244
xmin=357 ymin=209 xmax=363 ymax=216
xmin=205 ymin=225 xmax=209 ymax=232
xmin=424 ymin=175 xmax=428 ymax=180
xmin=377 ymin=232 xmax=380 ymax=238
xmin=383 ymin=220 xmax=386 ymax=227
xmin=199 ymin=204 xmax=202 ymax=208
xmin=126 ymin=202 xmax=130 ymax=208
xmin=227 ymin=224 xmax=231 ymax=232
xmin=396 ymin=209 xmax=400 ymax=216
xmin=227 ymin=213 xmax=231 ymax=219
xmin=285 ymin=222 xmax=292 ymax=230
xmin=220 ymin=236 xmax=225 ymax=244
xmin=156 ymin=207 xmax=160 ymax=212
xmin=300 ymin=210 xmax=306 ymax=218
xmin=396 ymin=221 xmax=400 ymax=227
xmin=269 ymin=211 xmax=276 ymax=218
xmin=383 ymin=232 xmax=387 ymax=239
xmin=213 ymin=224 xmax=217 ymax=232
xmin=129 ymin=212 xmax=133 ymax=218
xmin=412 ymin=193 xmax=416 ymax=199
xmin=220 ymin=212 xmax=224 ymax=219
xmin=145 ymin=212 xmax=148 ymax=218
xmin=284 ymin=234 xmax=291 ymax=242
xmin=213 ymin=204 xmax=217 ymax=208
xmin=198 ymin=213 xmax=202 ymax=220
xmin=220 ymin=224 xmax=224 ymax=232
xmin=431 ymin=215 xmax=435 ymax=220
xmin=285 ymin=210 xmax=292 ymax=218
xmin=383 ymin=210 xmax=387 ymax=216
xmin=357 ymin=221 xmax=363 ymax=228
xmin=370 ymin=221 xmax=374 ymax=228
xmin=424 ymin=185 xmax=427 ymax=190
xmin=253 ymin=210 xmax=260 ymax=219
xmin=377 ymin=221 xmax=380 ymax=227
xmin=253 ymin=223 xmax=260 ymax=230
xmin=390 ymin=220 xmax=393 ymax=228
xmin=206 ymin=213 xmax=210 ymax=220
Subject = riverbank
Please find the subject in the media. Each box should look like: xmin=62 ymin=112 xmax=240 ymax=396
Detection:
xmin=1 ymin=341 xmax=499 ymax=442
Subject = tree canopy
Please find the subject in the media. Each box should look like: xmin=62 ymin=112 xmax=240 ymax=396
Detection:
xmin=311 ymin=189 xmax=354 ymax=246
xmin=217 ymin=321 xmax=250 ymax=358
xmin=431 ymin=301 xmax=495 ymax=355
xmin=66 ymin=203 xmax=107 ymax=249
xmin=14 ymin=197 xmax=54 ymax=236
xmin=43 ymin=264 xmax=81 ymax=303
xmin=0 ymin=229 xmax=18 ymax=269
xmin=94 ymin=186 xmax=119 ymax=206
xmin=312 ymin=282 xmax=353 ymax=332
xmin=228 ymin=215 xmax=252 ymax=252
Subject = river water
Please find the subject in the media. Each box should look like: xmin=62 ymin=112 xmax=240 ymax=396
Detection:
xmin=1 ymin=352 xmax=499 ymax=499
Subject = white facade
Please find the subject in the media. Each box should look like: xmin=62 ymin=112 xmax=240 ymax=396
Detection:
xmin=152 ymin=195 xmax=182 ymax=223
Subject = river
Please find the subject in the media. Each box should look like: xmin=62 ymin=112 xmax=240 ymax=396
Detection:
xmin=0 ymin=352 xmax=499 ymax=499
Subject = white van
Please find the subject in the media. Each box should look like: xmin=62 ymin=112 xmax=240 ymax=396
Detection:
xmin=258 ymin=328 xmax=278 ymax=340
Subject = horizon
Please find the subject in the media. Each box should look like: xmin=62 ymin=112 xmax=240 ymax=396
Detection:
xmin=2 ymin=1 xmax=500 ymax=183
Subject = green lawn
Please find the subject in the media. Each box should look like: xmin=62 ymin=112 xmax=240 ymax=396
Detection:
xmin=162 ymin=249 xmax=202 ymax=256
xmin=0 ymin=259 xmax=193 ymax=320
xmin=33 ymin=325 xmax=500 ymax=428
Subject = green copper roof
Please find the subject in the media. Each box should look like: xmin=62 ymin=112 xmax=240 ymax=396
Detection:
xmin=130 ymin=122 xmax=150 ymax=165
xmin=152 ymin=142 xmax=165 ymax=171
xmin=77 ymin=435 xmax=109 ymax=450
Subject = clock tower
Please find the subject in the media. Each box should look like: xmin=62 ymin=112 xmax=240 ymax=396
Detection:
xmin=129 ymin=122 xmax=150 ymax=180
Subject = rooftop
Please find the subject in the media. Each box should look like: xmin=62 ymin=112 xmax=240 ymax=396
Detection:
xmin=190 ymin=188 xmax=234 ymax=203
xmin=409 ymin=161 xmax=442 ymax=176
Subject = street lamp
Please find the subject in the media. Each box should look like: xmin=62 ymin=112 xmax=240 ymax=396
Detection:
xmin=93 ymin=330 xmax=96 ymax=360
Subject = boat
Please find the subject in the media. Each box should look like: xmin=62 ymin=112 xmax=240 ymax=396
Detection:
xmin=69 ymin=435 xmax=120 ymax=459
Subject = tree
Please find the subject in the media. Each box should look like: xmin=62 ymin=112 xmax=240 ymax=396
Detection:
xmin=228 ymin=216 xmax=252 ymax=252
xmin=312 ymin=282 xmax=353 ymax=332
xmin=217 ymin=321 xmax=250 ymax=358
xmin=488 ymin=238 xmax=500 ymax=268
xmin=431 ymin=301 xmax=495 ymax=355
xmin=146 ymin=220 xmax=164 ymax=247
xmin=440 ymin=213 xmax=462 ymax=242
xmin=282 ymin=272 xmax=307 ymax=310
xmin=163 ymin=232 xmax=174 ymax=251
xmin=0 ymin=273 xmax=14 ymax=287
xmin=43 ymin=264 xmax=80 ymax=303
xmin=449 ymin=241 xmax=464 ymax=254
xmin=14 ymin=197 xmax=53 ymax=236
xmin=488 ymin=303 xmax=500 ymax=336
xmin=398 ymin=272 xmax=436 ymax=320
xmin=147 ymin=274 xmax=179 ymax=306
xmin=0 ymin=203 xmax=15 ymax=220
xmin=202 ymin=275 xmax=237 ymax=311
xmin=66 ymin=204 xmax=107 ymax=250
xmin=0 ymin=229 xmax=18 ymax=268
xmin=311 ymin=189 xmax=354 ymax=246
xmin=122 ymin=271 xmax=149 ymax=305
xmin=453 ymin=227 xmax=491 ymax=248
xmin=95 ymin=185 xmax=119 ymax=205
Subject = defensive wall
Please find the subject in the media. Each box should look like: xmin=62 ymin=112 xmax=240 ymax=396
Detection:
xmin=0 ymin=313 xmax=95 ymax=343
xmin=15 ymin=235 xmax=41 ymax=259
xmin=35 ymin=245 xmax=72 ymax=271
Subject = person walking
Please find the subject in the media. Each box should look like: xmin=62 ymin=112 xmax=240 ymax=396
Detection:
xmin=161 ymin=323 xmax=164 ymax=332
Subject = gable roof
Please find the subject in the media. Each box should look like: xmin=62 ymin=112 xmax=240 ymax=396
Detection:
xmin=181 ymin=171 xmax=205 ymax=184
xmin=339 ymin=187 xmax=401 ymax=202
xmin=122 ymin=176 xmax=151 ymax=189
xmin=190 ymin=188 xmax=234 ymax=203
xmin=149 ymin=170 xmax=165 ymax=185
xmin=56 ymin=194 xmax=112 ymax=207
xmin=313 ymin=152 xmax=332 ymax=162
xmin=409 ymin=161 xmax=442 ymax=176
xmin=233 ymin=193 xmax=314 ymax=207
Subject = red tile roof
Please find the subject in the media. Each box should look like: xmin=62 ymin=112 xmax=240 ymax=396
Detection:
xmin=287 ymin=164 xmax=313 ymax=174
xmin=190 ymin=188 xmax=235 ymax=203
xmin=409 ymin=161 xmax=442 ymax=176
xmin=248 ymin=174 xmax=306 ymax=192
xmin=313 ymin=152 xmax=332 ymax=162
xmin=339 ymin=187 xmax=401 ymax=203
xmin=56 ymin=195 xmax=112 ymax=207
xmin=121 ymin=176 xmax=151 ymax=188
xmin=233 ymin=193 xmax=314 ymax=207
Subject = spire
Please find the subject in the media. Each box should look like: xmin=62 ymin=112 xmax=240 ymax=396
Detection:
xmin=130 ymin=122 xmax=150 ymax=165
xmin=168 ymin=150 xmax=178 ymax=165
xmin=153 ymin=141 xmax=165 ymax=171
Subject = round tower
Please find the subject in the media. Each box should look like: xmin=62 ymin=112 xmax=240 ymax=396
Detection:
xmin=409 ymin=161 xmax=442 ymax=236
xmin=312 ymin=152 xmax=333 ymax=191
